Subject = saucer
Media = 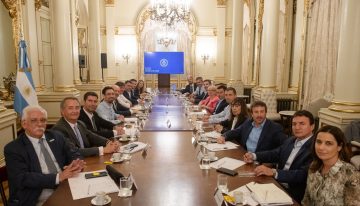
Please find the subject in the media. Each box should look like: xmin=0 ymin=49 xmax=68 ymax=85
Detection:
xmin=110 ymin=157 xmax=124 ymax=163
xmin=119 ymin=137 xmax=130 ymax=142
xmin=91 ymin=195 xmax=111 ymax=206
xmin=210 ymin=157 xmax=219 ymax=162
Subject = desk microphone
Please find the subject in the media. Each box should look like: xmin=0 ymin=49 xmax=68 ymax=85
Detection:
xmin=106 ymin=165 xmax=124 ymax=186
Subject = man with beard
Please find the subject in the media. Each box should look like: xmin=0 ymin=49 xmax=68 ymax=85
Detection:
xmin=96 ymin=86 xmax=124 ymax=125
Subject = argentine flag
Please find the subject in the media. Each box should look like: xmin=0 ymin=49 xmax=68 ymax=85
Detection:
xmin=14 ymin=40 xmax=38 ymax=116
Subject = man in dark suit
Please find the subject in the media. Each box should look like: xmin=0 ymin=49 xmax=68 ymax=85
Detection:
xmin=243 ymin=110 xmax=315 ymax=202
xmin=79 ymin=91 xmax=124 ymax=138
xmin=217 ymin=101 xmax=287 ymax=152
xmin=193 ymin=79 xmax=211 ymax=104
xmin=4 ymin=105 xmax=85 ymax=206
xmin=123 ymin=80 xmax=138 ymax=105
xmin=113 ymin=83 xmax=134 ymax=117
xmin=213 ymin=85 xmax=228 ymax=114
xmin=53 ymin=97 xmax=119 ymax=157
xmin=181 ymin=75 xmax=197 ymax=94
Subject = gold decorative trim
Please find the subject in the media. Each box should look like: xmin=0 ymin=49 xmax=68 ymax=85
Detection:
xmin=34 ymin=0 xmax=41 ymax=10
xmin=244 ymin=0 xmax=250 ymax=7
xmin=100 ymin=26 xmax=106 ymax=36
xmin=104 ymin=0 xmax=114 ymax=6
xmin=331 ymin=101 xmax=360 ymax=106
xmin=217 ymin=0 xmax=227 ymax=6
xmin=259 ymin=85 xmax=277 ymax=89
xmin=304 ymin=0 xmax=310 ymax=12
xmin=328 ymin=107 xmax=360 ymax=113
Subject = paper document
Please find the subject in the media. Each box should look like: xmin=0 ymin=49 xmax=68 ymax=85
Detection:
xmin=228 ymin=185 xmax=259 ymax=206
xmin=124 ymin=117 xmax=138 ymax=122
xmin=210 ymin=157 xmax=245 ymax=170
xmin=119 ymin=141 xmax=148 ymax=154
xmin=246 ymin=182 xmax=293 ymax=205
xmin=204 ymin=141 xmax=238 ymax=151
xmin=202 ymin=131 xmax=221 ymax=139
xmin=68 ymin=170 xmax=118 ymax=200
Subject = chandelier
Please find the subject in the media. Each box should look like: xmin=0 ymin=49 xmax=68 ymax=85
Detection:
xmin=149 ymin=0 xmax=192 ymax=28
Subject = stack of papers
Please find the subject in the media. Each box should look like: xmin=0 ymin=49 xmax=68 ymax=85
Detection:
xmin=68 ymin=170 xmax=118 ymax=200
xmin=202 ymin=131 xmax=221 ymax=139
xmin=228 ymin=185 xmax=258 ymax=206
xmin=246 ymin=182 xmax=293 ymax=205
xmin=204 ymin=141 xmax=238 ymax=151
xmin=210 ymin=157 xmax=245 ymax=170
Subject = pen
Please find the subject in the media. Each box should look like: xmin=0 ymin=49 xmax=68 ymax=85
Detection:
xmin=265 ymin=190 xmax=268 ymax=202
xmin=87 ymin=184 xmax=90 ymax=195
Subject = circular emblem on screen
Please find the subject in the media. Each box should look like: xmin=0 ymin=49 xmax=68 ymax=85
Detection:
xmin=160 ymin=59 xmax=168 ymax=68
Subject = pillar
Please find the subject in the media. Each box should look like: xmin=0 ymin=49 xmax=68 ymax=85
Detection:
xmin=105 ymin=0 xmax=117 ymax=83
xmin=216 ymin=0 xmax=226 ymax=77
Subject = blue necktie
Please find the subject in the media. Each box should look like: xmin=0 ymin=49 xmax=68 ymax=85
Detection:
xmin=73 ymin=125 xmax=85 ymax=148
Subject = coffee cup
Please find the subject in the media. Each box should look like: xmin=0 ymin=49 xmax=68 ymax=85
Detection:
xmin=95 ymin=191 xmax=106 ymax=205
xmin=112 ymin=153 xmax=122 ymax=161
xmin=208 ymin=151 xmax=215 ymax=160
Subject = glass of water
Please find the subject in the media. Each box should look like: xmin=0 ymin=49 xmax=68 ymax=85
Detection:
xmin=217 ymin=174 xmax=228 ymax=193
xmin=119 ymin=177 xmax=131 ymax=197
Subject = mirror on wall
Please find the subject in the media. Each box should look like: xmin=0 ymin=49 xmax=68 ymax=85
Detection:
xmin=0 ymin=3 xmax=17 ymax=99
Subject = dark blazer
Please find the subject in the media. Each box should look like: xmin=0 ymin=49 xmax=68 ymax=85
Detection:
xmin=123 ymin=90 xmax=138 ymax=105
xmin=52 ymin=117 xmax=108 ymax=157
xmin=213 ymin=99 xmax=228 ymax=115
xmin=224 ymin=118 xmax=287 ymax=152
xmin=220 ymin=116 xmax=248 ymax=134
xmin=4 ymin=130 xmax=81 ymax=206
xmin=79 ymin=107 xmax=115 ymax=138
xmin=255 ymin=136 xmax=315 ymax=202
xmin=113 ymin=100 xmax=132 ymax=117
xmin=195 ymin=92 xmax=208 ymax=104
xmin=181 ymin=83 xmax=197 ymax=94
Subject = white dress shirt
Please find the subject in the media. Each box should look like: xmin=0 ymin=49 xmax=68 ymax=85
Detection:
xmin=117 ymin=94 xmax=132 ymax=108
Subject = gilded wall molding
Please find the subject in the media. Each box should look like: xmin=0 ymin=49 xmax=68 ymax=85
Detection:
xmin=100 ymin=26 xmax=106 ymax=36
xmin=34 ymin=0 xmax=40 ymax=10
xmin=258 ymin=0 xmax=264 ymax=33
xmin=217 ymin=0 xmax=227 ymax=6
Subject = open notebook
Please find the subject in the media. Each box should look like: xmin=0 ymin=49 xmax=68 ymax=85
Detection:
xmin=246 ymin=182 xmax=293 ymax=205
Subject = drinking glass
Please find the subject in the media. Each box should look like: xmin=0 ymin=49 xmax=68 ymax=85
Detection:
xmin=217 ymin=174 xmax=228 ymax=193
xmin=119 ymin=177 xmax=131 ymax=197
xmin=201 ymin=155 xmax=211 ymax=169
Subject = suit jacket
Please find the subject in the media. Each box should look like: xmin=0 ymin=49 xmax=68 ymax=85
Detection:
xmin=52 ymin=117 xmax=108 ymax=157
xmin=79 ymin=107 xmax=115 ymax=138
xmin=213 ymin=99 xmax=228 ymax=115
xmin=113 ymin=100 xmax=132 ymax=117
xmin=181 ymin=83 xmax=197 ymax=94
xmin=224 ymin=118 xmax=287 ymax=152
xmin=4 ymin=130 xmax=81 ymax=206
xmin=220 ymin=116 xmax=248 ymax=134
xmin=255 ymin=136 xmax=315 ymax=202
xmin=123 ymin=90 xmax=138 ymax=105
xmin=195 ymin=92 xmax=208 ymax=104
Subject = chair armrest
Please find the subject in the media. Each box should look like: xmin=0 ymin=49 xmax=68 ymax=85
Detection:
xmin=351 ymin=141 xmax=360 ymax=148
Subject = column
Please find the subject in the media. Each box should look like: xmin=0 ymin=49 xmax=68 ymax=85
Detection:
xmin=228 ymin=0 xmax=244 ymax=95
xmin=253 ymin=0 xmax=280 ymax=115
xmin=23 ymin=0 xmax=41 ymax=91
xmin=71 ymin=0 xmax=81 ymax=85
xmin=52 ymin=0 xmax=76 ymax=91
xmin=216 ymin=0 xmax=226 ymax=77
xmin=319 ymin=0 xmax=360 ymax=130
xmin=88 ymin=0 xmax=103 ymax=83
xmin=105 ymin=1 xmax=117 ymax=83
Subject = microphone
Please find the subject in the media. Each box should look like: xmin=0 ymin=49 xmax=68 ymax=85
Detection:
xmin=106 ymin=165 xmax=124 ymax=186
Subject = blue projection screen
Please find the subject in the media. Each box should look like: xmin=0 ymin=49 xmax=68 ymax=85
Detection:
xmin=144 ymin=52 xmax=184 ymax=74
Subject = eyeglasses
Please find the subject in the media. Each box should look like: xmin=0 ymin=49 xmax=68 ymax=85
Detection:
xmin=29 ymin=118 xmax=47 ymax=124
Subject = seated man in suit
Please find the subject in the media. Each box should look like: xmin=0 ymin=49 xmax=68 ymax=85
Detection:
xmin=212 ymin=85 xmax=228 ymax=114
xmin=4 ymin=105 xmax=85 ymax=206
xmin=113 ymin=82 xmax=139 ymax=116
xmin=79 ymin=91 xmax=124 ymax=139
xmin=96 ymin=86 xmax=124 ymax=124
xmin=53 ymin=97 xmax=119 ymax=157
xmin=203 ymin=87 xmax=236 ymax=123
xmin=129 ymin=79 xmax=139 ymax=99
xmin=123 ymin=80 xmax=139 ymax=105
xmin=181 ymin=75 xmax=197 ymax=95
xmin=193 ymin=79 xmax=211 ymax=104
xmin=243 ymin=110 xmax=315 ymax=202
xmin=217 ymin=101 xmax=287 ymax=152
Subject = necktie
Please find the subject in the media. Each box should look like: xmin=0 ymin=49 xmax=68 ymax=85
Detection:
xmin=190 ymin=84 xmax=193 ymax=93
xmin=39 ymin=138 xmax=58 ymax=174
xmin=91 ymin=115 xmax=98 ymax=131
xmin=73 ymin=125 xmax=85 ymax=148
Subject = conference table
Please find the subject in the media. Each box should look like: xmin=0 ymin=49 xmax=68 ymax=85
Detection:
xmin=44 ymin=92 xmax=299 ymax=206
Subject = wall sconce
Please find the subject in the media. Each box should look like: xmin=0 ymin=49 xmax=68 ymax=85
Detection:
xmin=201 ymin=54 xmax=209 ymax=64
xmin=122 ymin=54 xmax=130 ymax=64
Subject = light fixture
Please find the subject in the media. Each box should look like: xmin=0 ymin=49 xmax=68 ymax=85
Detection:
xmin=201 ymin=54 xmax=209 ymax=64
xmin=149 ymin=0 xmax=192 ymax=28
xmin=122 ymin=54 xmax=130 ymax=64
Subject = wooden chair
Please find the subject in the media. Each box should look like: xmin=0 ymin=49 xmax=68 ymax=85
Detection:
xmin=0 ymin=166 xmax=8 ymax=206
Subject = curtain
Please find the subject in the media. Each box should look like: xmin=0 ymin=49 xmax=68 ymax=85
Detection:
xmin=302 ymin=0 xmax=341 ymax=108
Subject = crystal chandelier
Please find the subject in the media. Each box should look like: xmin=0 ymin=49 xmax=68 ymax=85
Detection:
xmin=149 ymin=0 xmax=192 ymax=28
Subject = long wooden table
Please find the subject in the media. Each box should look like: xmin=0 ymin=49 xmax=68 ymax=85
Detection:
xmin=44 ymin=94 xmax=299 ymax=206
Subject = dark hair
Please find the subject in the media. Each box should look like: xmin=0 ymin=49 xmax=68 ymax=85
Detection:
xmin=250 ymin=101 xmax=267 ymax=113
xmin=125 ymin=80 xmax=132 ymax=84
xmin=309 ymin=125 xmax=352 ymax=173
xmin=102 ymin=86 xmax=114 ymax=95
xmin=115 ymin=81 xmax=125 ymax=87
xmin=60 ymin=97 xmax=80 ymax=109
xmin=229 ymin=97 xmax=249 ymax=124
xmin=130 ymin=79 xmax=137 ymax=83
xmin=203 ymin=79 xmax=212 ymax=85
xmin=136 ymin=80 xmax=145 ymax=94
xmin=293 ymin=110 xmax=315 ymax=125
xmin=225 ymin=87 xmax=237 ymax=95
xmin=195 ymin=77 xmax=203 ymax=81
xmin=84 ymin=92 xmax=98 ymax=101
xmin=217 ymin=85 xmax=227 ymax=91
